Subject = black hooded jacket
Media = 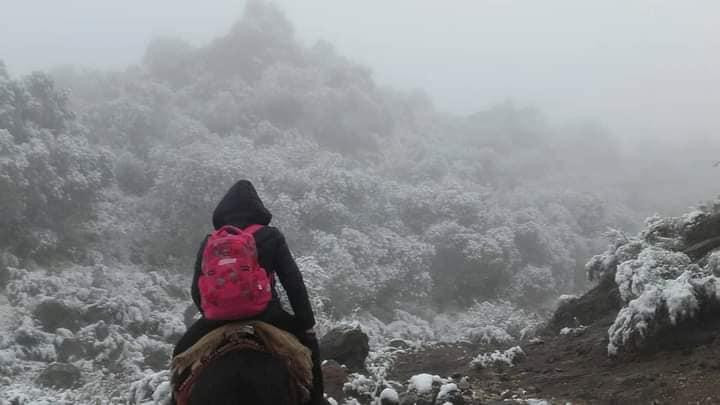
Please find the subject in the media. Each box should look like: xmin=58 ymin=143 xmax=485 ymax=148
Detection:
xmin=191 ymin=180 xmax=316 ymax=330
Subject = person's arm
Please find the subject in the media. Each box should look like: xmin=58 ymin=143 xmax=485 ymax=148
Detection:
xmin=191 ymin=235 xmax=209 ymax=314
xmin=273 ymin=231 xmax=316 ymax=331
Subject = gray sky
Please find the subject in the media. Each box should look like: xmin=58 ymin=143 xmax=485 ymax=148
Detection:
xmin=2 ymin=0 xmax=718 ymax=140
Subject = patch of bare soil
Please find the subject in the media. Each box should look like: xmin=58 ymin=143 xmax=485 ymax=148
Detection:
xmin=387 ymin=279 xmax=720 ymax=404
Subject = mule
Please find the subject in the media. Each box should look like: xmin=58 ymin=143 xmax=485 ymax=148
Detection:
xmin=185 ymin=349 xmax=295 ymax=405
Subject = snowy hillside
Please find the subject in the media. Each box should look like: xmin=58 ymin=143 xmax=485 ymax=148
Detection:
xmin=1 ymin=1 xmax=719 ymax=404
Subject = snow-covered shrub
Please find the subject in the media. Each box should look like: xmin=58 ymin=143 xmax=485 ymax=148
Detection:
xmin=470 ymin=346 xmax=525 ymax=369
xmin=556 ymin=294 xmax=579 ymax=306
xmin=407 ymin=373 xmax=442 ymax=394
xmin=311 ymin=226 xmax=434 ymax=316
xmin=13 ymin=318 xmax=57 ymax=362
xmin=705 ymin=251 xmax=720 ymax=276
xmin=128 ymin=370 xmax=171 ymax=405
xmin=467 ymin=325 xmax=514 ymax=346
xmin=0 ymin=349 xmax=20 ymax=376
xmin=588 ymin=200 xmax=720 ymax=355
xmin=508 ymin=264 xmax=557 ymax=306
xmin=115 ymin=151 xmax=154 ymax=195
xmin=436 ymin=382 xmax=460 ymax=403
xmin=424 ymin=220 xmax=520 ymax=305
xmin=431 ymin=300 xmax=543 ymax=343
xmin=607 ymin=269 xmax=719 ymax=355
xmin=378 ymin=388 xmax=399 ymax=404
xmin=335 ymin=299 xmax=540 ymax=350
xmin=1 ymin=263 xmax=191 ymax=402
xmin=343 ymin=373 xmax=375 ymax=402
xmin=559 ymin=325 xmax=587 ymax=336
xmin=586 ymin=229 xmax=642 ymax=281
xmin=0 ymin=72 xmax=112 ymax=260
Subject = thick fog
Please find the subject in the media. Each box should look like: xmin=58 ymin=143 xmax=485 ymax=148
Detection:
xmin=3 ymin=0 xmax=719 ymax=141
xmin=2 ymin=1 xmax=720 ymax=403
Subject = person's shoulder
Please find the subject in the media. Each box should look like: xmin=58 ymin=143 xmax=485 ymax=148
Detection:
xmin=255 ymin=225 xmax=284 ymax=243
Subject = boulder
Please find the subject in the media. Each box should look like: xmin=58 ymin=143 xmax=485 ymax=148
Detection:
xmin=388 ymin=339 xmax=411 ymax=350
xmin=94 ymin=321 xmax=110 ymax=341
xmin=400 ymin=391 xmax=434 ymax=405
xmin=144 ymin=345 xmax=171 ymax=370
xmin=320 ymin=326 xmax=369 ymax=372
xmin=33 ymin=299 xmax=82 ymax=332
xmin=14 ymin=328 xmax=44 ymax=347
xmin=379 ymin=388 xmax=400 ymax=405
xmin=547 ymin=275 xmax=621 ymax=333
xmin=437 ymin=382 xmax=465 ymax=404
xmin=57 ymin=338 xmax=87 ymax=362
xmin=36 ymin=362 xmax=82 ymax=389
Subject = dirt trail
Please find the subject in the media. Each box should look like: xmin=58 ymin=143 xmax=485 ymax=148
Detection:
xmin=387 ymin=280 xmax=720 ymax=404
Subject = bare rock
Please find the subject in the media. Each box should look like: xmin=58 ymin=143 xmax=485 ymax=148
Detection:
xmin=57 ymin=338 xmax=86 ymax=362
xmin=36 ymin=362 xmax=82 ymax=389
xmin=33 ymin=299 xmax=82 ymax=332
xmin=320 ymin=326 xmax=369 ymax=372
xmin=144 ymin=345 xmax=171 ymax=370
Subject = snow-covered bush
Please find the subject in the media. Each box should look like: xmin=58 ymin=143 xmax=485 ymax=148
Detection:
xmin=343 ymin=373 xmax=376 ymax=402
xmin=407 ymin=373 xmax=442 ymax=394
xmin=0 ymin=264 xmax=189 ymax=403
xmin=2 ymin=0 xmax=645 ymax=323
xmin=586 ymin=200 xmax=720 ymax=355
xmin=436 ymin=382 xmax=460 ymax=403
xmin=128 ymin=370 xmax=171 ymax=405
xmin=336 ymin=299 xmax=541 ymax=349
xmin=470 ymin=346 xmax=525 ymax=369
xmin=559 ymin=325 xmax=587 ymax=336
xmin=0 ymin=72 xmax=112 ymax=260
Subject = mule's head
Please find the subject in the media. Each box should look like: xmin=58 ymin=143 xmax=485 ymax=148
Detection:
xmin=188 ymin=350 xmax=293 ymax=405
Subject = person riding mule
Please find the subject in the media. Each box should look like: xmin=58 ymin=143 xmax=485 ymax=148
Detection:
xmin=171 ymin=180 xmax=326 ymax=404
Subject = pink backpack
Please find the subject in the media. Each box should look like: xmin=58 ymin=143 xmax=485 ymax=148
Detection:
xmin=198 ymin=224 xmax=272 ymax=320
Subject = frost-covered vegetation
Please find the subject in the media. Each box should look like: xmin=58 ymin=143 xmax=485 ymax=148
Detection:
xmin=2 ymin=2 xmax=644 ymax=318
xmin=1 ymin=1 xmax=718 ymax=402
xmin=470 ymin=346 xmax=525 ymax=369
xmin=587 ymin=199 xmax=720 ymax=355
xmin=0 ymin=266 xmax=184 ymax=403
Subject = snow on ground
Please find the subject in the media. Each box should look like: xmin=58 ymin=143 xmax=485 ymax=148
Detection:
xmin=1 ymin=258 xmax=545 ymax=404
xmin=408 ymin=373 xmax=441 ymax=394
xmin=559 ymin=325 xmax=587 ymax=336
xmin=437 ymin=382 xmax=458 ymax=400
xmin=0 ymin=263 xmax=182 ymax=404
xmin=379 ymin=387 xmax=399 ymax=402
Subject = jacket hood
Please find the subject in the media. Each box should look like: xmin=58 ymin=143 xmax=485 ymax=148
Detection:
xmin=212 ymin=180 xmax=272 ymax=229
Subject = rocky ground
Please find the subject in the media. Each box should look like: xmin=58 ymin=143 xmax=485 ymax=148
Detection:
xmin=331 ymin=277 xmax=720 ymax=405
xmin=386 ymin=319 xmax=720 ymax=404
xmin=319 ymin=205 xmax=720 ymax=405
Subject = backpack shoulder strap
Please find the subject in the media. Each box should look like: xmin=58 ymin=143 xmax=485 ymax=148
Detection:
xmin=216 ymin=225 xmax=242 ymax=235
xmin=244 ymin=224 xmax=264 ymax=235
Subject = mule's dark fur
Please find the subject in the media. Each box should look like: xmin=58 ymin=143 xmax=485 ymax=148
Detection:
xmin=188 ymin=350 xmax=294 ymax=405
